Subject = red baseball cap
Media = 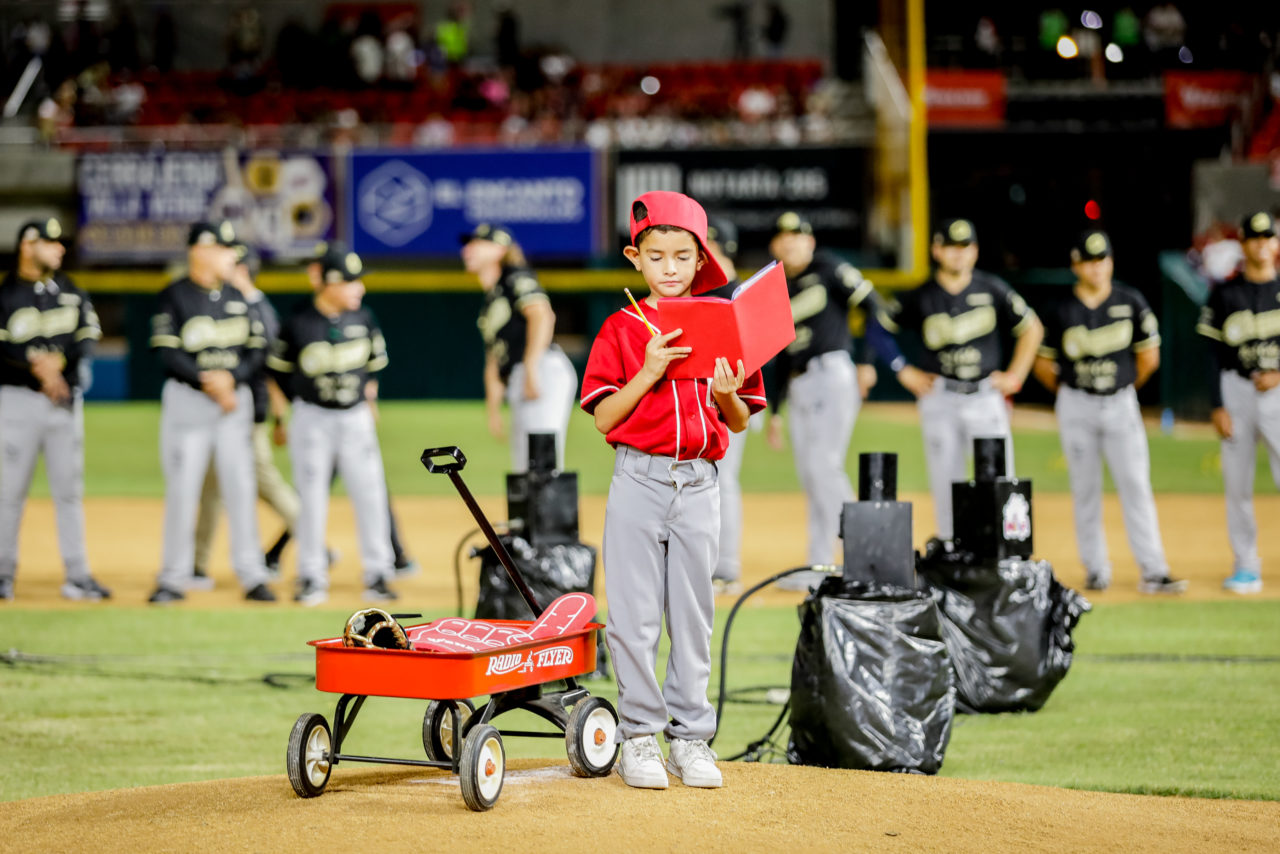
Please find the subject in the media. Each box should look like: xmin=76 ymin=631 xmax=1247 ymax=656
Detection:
xmin=628 ymin=190 xmax=727 ymax=295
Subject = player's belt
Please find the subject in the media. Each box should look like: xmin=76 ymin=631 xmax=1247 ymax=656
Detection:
xmin=1069 ymin=383 xmax=1124 ymax=397
xmin=942 ymin=378 xmax=983 ymax=395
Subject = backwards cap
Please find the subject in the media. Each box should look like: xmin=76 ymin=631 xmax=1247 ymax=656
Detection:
xmin=628 ymin=190 xmax=727 ymax=296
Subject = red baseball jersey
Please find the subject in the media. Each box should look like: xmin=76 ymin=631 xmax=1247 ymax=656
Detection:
xmin=580 ymin=303 xmax=767 ymax=461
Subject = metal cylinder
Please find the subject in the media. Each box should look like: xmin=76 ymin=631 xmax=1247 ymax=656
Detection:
xmin=858 ymin=452 xmax=898 ymax=501
xmin=973 ymin=437 xmax=1007 ymax=482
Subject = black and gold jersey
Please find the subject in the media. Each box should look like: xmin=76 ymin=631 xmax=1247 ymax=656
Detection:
xmin=1038 ymin=284 xmax=1160 ymax=393
xmin=478 ymin=264 xmax=550 ymax=382
xmin=781 ymin=250 xmax=874 ymax=365
xmin=150 ymin=277 xmax=265 ymax=389
xmin=268 ymin=303 xmax=388 ymax=408
xmin=1196 ymin=274 xmax=1280 ymax=378
xmin=0 ymin=271 xmax=101 ymax=391
xmin=878 ymin=271 xmax=1036 ymax=381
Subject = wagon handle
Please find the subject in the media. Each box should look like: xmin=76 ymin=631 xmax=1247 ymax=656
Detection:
xmin=419 ymin=445 xmax=545 ymax=618
xmin=421 ymin=446 xmax=467 ymax=474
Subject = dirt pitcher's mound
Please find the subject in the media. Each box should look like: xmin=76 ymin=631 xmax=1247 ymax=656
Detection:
xmin=4 ymin=761 xmax=1277 ymax=853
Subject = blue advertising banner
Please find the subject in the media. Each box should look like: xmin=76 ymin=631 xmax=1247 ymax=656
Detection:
xmin=77 ymin=150 xmax=336 ymax=263
xmin=348 ymin=148 xmax=599 ymax=258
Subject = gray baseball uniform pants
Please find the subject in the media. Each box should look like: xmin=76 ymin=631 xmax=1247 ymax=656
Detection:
xmin=155 ymin=380 xmax=269 ymax=592
xmin=603 ymin=445 xmax=719 ymax=742
xmin=1219 ymin=371 xmax=1280 ymax=573
xmin=918 ymin=378 xmax=1014 ymax=540
xmin=0 ymin=386 xmax=91 ymax=584
xmin=1055 ymin=385 xmax=1169 ymax=584
xmin=714 ymin=412 xmax=762 ymax=583
xmin=290 ymin=400 xmax=392 ymax=590
xmin=194 ymin=422 xmax=301 ymax=575
xmin=505 ymin=347 xmax=577 ymax=473
xmin=787 ymin=350 xmax=859 ymax=566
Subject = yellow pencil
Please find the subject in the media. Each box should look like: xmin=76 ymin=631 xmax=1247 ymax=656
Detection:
xmin=624 ymin=288 xmax=660 ymax=337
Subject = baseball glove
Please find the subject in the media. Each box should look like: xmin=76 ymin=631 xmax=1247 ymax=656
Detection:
xmin=342 ymin=608 xmax=410 ymax=650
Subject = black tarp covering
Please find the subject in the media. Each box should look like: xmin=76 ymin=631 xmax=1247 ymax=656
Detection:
xmin=787 ymin=580 xmax=956 ymax=774
xmin=474 ymin=536 xmax=597 ymax=620
xmin=917 ymin=556 xmax=1091 ymax=714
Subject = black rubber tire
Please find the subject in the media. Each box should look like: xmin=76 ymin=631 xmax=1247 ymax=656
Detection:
xmin=286 ymin=713 xmax=332 ymax=798
xmin=458 ymin=724 xmax=505 ymax=811
xmin=422 ymin=699 xmax=474 ymax=762
xmin=565 ymin=696 xmax=620 ymax=777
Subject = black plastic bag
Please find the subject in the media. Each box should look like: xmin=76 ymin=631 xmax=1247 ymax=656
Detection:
xmin=474 ymin=535 xmax=597 ymax=620
xmin=918 ymin=557 xmax=1091 ymax=714
xmin=787 ymin=580 xmax=956 ymax=774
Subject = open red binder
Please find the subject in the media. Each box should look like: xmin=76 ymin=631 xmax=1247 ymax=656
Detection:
xmin=655 ymin=260 xmax=796 ymax=380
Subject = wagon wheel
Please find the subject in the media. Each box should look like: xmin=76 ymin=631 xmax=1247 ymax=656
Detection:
xmin=565 ymin=696 xmax=619 ymax=777
xmin=422 ymin=699 xmax=475 ymax=762
xmin=459 ymin=724 xmax=505 ymax=811
xmin=287 ymin=713 xmax=332 ymax=798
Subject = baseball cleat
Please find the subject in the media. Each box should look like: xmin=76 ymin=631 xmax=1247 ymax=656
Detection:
xmin=61 ymin=576 xmax=112 ymax=601
xmin=148 ymin=586 xmax=185 ymax=605
xmin=666 ymin=738 xmax=722 ymax=788
xmin=712 ymin=578 xmax=743 ymax=596
xmin=1084 ymin=574 xmax=1109 ymax=591
xmin=187 ymin=570 xmax=215 ymax=592
xmin=244 ymin=583 xmax=277 ymax=602
xmin=363 ymin=578 xmax=398 ymax=602
xmin=393 ymin=558 xmax=422 ymax=578
xmin=1137 ymin=576 xmax=1189 ymax=595
xmin=293 ymin=579 xmax=328 ymax=607
xmin=617 ymin=735 xmax=668 ymax=789
xmin=0 ymin=577 xmax=13 ymax=600
xmin=1222 ymin=569 xmax=1262 ymax=594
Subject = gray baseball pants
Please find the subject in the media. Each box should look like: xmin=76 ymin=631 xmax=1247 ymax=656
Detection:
xmin=1055 ymin=385 xmax=1169 ymax=584
xmin=918 ymin=378 xmax=1014 ymax=540
xmin=194 ymin=422 xmax=300 ymax=574
xmin=290 ymin=400 xmax=393 ymax=590
xmin=603 ymin=445 xmax=719 ymax=743
xmin=0 ymin=386 xmax=92 ymax=584
xmin=155 ymin=380 xmax=269 ymax=592
xmin=713 ymin=412 xmax=763 ymax=583
xmin=505 ymin=348 xmax=577 ymax=473
xmin=787 ymin=350 xmax=859 ymax=566
xmin=1219 ymin=371 xmax=1280 ymax=573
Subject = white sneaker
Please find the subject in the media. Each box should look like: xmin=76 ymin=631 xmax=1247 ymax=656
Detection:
xmin=666 ymin=738 xmax=722 ymax=788
xmin=617 ymin=735 xmax=668 ymax=789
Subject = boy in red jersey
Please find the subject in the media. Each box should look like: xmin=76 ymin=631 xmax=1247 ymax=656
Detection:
xmin=580 ymin=191 xmax=767 ymax=790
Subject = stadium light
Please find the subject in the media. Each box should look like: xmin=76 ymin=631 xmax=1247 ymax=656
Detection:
xmin=1178 ymin=46 xmax=1193 ymax=64
xmin=1056 ymin=36 xmax=1079 ymax=59
xmin=1105 ymin=43 xmax=1124 ymax=63
xmin=640 ymin=75 xmax=660 ymax=95
xmin=1080 ymin=10 xmax=1103 ymax=29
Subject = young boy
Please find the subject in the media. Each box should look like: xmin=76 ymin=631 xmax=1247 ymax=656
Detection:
xmin=580 ymin=191 xmax=767 ymax=790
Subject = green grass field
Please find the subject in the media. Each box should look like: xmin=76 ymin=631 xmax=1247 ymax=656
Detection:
xmin=2 ymin=601 xmax=1278 ymax=803
xmin=22 ymin=400 xmax=1280 ymax=497
xmin=3 ymin=401 xmax=1278 ymax=804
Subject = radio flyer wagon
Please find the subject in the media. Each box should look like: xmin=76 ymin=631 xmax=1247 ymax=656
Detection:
xmin=286 ymin=446 xmax=619 ymax=811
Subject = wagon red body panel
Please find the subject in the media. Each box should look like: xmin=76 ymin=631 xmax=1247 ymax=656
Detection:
xmin=310 ymin=621 xmax=604 ymax=700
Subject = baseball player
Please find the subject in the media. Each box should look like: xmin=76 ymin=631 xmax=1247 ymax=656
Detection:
xmin=461 ymin=223 xmax=578 ymax=473
xmin=877 ymin=218 xmax=1044 ymax=541
xmin=765 ymin=211 xmax=878 ymax=587
xmin=268 ymin=249 xmax=397 ymax=606
xmin=148 ymin=221 xmax=276 ymax=604
xmin=189 ymin=242 xmax=304 ymax=590
xmin=0 ymin=218 xmax=109 ymax=602
xmin=1032 ymin=230 xmax=1187 ymax=594
xmin=580 ymin=190 xmax=766 ymax=790
xmin=701 ymin=216 xmax=755 ymax=596
xmin=306 ymin=242 xmax=419 ymax=579
xmin=1196 ymin=210 xmax=1280 ymax=594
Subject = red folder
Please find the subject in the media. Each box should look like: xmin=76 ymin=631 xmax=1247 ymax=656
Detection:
xmin=655 ymin=261 xmax=796 ymax=380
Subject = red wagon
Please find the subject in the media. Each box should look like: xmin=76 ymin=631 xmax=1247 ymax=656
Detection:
xmin=286 ymin=447 xmax=619 ymax=811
